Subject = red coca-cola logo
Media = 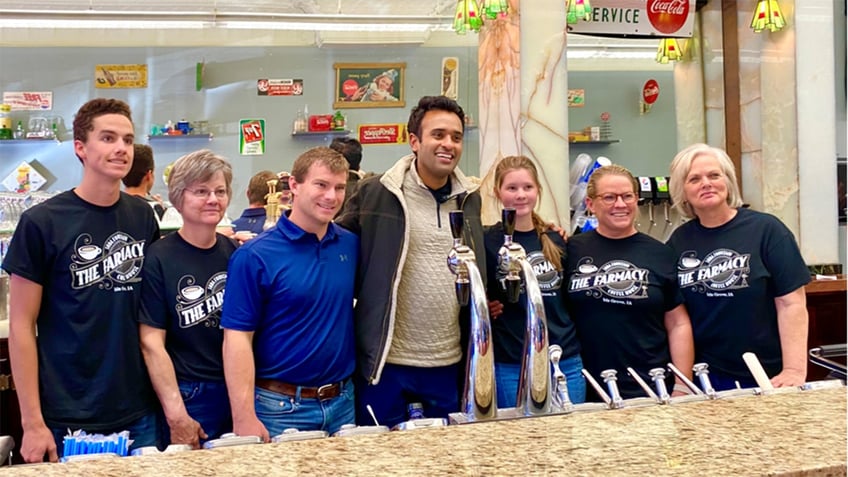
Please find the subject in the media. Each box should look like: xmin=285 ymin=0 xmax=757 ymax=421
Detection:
xmin=646 ymin=0 xmax=689 ymax=35
xmin=643 ymin=79 xmax=660 ymax=104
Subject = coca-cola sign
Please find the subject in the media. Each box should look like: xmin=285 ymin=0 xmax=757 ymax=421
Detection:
xmin=643 ymin=79 xmax=660 ymax=105
xmin=646 ymin=0 xmax=690 ymax=35
xmin=567 ymin=0 xmax=694 ymax=38
xmin=358 ymin=124 xmax=408 ymax=145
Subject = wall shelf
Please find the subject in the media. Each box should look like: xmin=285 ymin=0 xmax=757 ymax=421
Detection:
xmin=147 ymin=134 xmax=213 ymax=141
xmin=291 ymin=130 xmax=350 ymax=137
xmin=0 ymin=138 xmax=61 ymax=145
xmin=569 ymin=139 xmax=620 ymax=145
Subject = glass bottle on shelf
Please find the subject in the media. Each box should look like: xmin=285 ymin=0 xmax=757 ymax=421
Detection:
xmin=293 ymin=109 xmax=307 ymax=133
xmin=0 ymin=104 xmax=12 ymax=140
xmin=13 ymin=121 xmax=24 ymax=139
xmin=332 ymin=111 xmax=346 ymax=130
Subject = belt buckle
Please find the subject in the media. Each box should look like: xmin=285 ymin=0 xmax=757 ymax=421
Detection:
xmin=316 ymin=383 xmax=335 ymax=401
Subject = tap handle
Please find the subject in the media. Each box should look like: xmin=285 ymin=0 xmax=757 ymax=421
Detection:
xmin=502 ymin=208 xmax=516 ymax=236
xmin=455 ymin=278 xmax=470 ymax=306
xmin=504 ymin=277 xmax=521 ymax=303
xmin=449 ymin=211 xmax=465 ymax=241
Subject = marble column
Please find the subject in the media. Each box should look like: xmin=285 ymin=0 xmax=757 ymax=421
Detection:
xmin=477 ymin=0 xmax=570 ymax=227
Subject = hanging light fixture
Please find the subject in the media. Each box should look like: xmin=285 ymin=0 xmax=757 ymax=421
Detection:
xmin=453 ymin=0 xmax=483 ymax=34
xmin=656 ymin=38 xmax=684 ymax=64
xmin=481 ymin=0 xmax=509 ymax=19
xmin=750 ymin=0 xmax=786 ymax=33
xmin=566 ymin=0 xmax=592 ymax=25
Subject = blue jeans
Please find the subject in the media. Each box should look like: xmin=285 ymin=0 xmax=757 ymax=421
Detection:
xmin=254 ymin=379 xmax=355 ymax=437
xmin=706 ymin=369 xmax=760 ymax=392
xmin=355 ymin=363 xmax=461 ymax=429
xmin=496 ymin=353 xmax=586 ymax=408
xmin=174 ymin=380 xmax=232 ymax=443
xmin=50 ymin=411 xmax=162 ymax=458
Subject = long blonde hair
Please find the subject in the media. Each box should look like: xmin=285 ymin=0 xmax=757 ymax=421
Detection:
xmin=494 ymin=156 xmax=563 ymax=270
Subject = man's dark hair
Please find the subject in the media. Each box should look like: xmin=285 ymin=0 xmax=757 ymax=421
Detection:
xmin=123 ymin=144 xmax=154 ymax=188
xmin=406 ymin=96 xmax=465 ymax=139
xmin=73 ymin=98 xmax=132 ymax=143
xmin=329 ymin=137 xmax=363 ymax=171
xmin=247 ymin=170 xmax=278 ymax=205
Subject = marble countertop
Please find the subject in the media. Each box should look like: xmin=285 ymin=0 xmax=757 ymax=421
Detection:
xmin=3 ymin=386 xmax=846 ymax=476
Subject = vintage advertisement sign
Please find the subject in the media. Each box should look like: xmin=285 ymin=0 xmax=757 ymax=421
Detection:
xmin=257 ymin=79 xmax=303 ymax=96
xmin=567 ymin=0 xmax=695 ymax=38
xmin=643 ymin=79 xmax=660 ymax=104
xmin=358 ymin=124 xmax=407 ymax=145
xmin=2 ymin=92 xmax=53 ymax=111
xmin=95 ymin=64 xmax=148 ymax=89
xmin=568 ymin=89 xmax=585 ymax=108
xmin=239 ymin=119 xmax=265 ymax=156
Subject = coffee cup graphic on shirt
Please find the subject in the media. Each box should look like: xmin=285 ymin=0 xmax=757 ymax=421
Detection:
xmin=181 ymin=285 xmax=204 ymax=301
xmin=77 ymin=245 xmax=102 ymax=261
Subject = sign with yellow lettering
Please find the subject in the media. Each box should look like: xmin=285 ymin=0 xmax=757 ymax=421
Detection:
xmin=567 ymin=0 xmax=695 ymax=38
xmin=94 ymin=64 xmax=148 ymax=89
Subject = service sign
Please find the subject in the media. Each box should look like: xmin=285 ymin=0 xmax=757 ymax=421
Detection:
xmin=257 ymin=79 xmax=303 ymax=96
xmin=358 ymin=124 xmax=407 ymax=145
xmin=2 ymin=92 xmax=53 ymax=111
xmin=567 ymin=0 xmax=695 ymax=38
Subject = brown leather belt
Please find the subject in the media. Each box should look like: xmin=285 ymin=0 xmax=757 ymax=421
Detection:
xmin=255 ymin=378 xmax=345 ymax=400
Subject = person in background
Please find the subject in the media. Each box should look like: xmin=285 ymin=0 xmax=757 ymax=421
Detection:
xmin=484 ymin=155 xmax=586 ymax=407
xmin=667 ymin=143 xmax=809 ymax=390
xmin=123 ymin=143 xmax=167 ymax=220
xmin=329 ymin=137 xmax=364 ymax=216
xmin=336 ymin=96 xmax=485 ymax=428
xmin=139 ymin=150 xmax=237 ymax=448
xmin=3 ymin=98 xmax=161 ymax=462
xmin=222 ymin=147 xmax=357 ymax=441
xmin=232 ymin=170 xmax=276 ymax=235
xmin=565 ymin=164 xmax=694 ymax=400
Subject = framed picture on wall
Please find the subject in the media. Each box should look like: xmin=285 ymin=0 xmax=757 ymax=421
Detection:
xmin=333 ymin=63 xmax=405 ymax=109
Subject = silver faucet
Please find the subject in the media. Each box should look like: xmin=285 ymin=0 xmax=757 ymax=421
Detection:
xmin=693 ymin=362 xmax=717 ymax=398
xmin=600 ymin=369 xmax=624 ymax=409
xmin=447 ymin=210 xmax=497 ymax=421
xmin=498 ymin=208 xmax=551 ymax=416
xmin=627 ymin=367 xmax=660 ymax=402
xmin=649 ymin=367 xmax=671 ymax=403
xmin=549 ymin=345 xmax=572 ymax=411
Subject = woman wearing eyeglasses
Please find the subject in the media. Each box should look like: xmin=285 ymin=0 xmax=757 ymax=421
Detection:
xmin=667 ymin=144 xmax=809 ymax=391
xmin=138 ymin=149 xmax=238 ymax=448
xmin=565 ymin=164 xmax=695 ymax=400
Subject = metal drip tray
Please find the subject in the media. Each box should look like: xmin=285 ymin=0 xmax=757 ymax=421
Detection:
xmin=392 ymin=418 xmax=448 ymax=431
xmin=272 ymin=429 xmax=328 ymax=442
xmin=332 ymin=425 xmax=389 ymax=437
xmin=202 ymin=434 xmax=263 ymax=449
xmin=449 ymin=402 xmax=609 ymax=424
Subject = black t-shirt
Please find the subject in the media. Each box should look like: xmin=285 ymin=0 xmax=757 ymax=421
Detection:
xmin=565 ymin=231 xmax=682 ymax=399
xmin=484 ymin=224 xmax=579 ymax=363
xmin=666 ymin=208 xmax=810 ymax=379
xmin=139 ymin=232 xmax=238 ymax=381
xmin=1 ymin=190 xmax=160 ymax=430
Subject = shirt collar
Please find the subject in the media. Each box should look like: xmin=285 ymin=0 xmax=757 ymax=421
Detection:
xmin=276 ymin=209 xmax=337 ymax=243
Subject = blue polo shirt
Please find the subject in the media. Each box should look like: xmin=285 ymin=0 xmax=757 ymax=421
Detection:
xmin=221 ymin=212 xmax=358 ymax=386
xmin=231 ymin=207 xmax=267 ymax=234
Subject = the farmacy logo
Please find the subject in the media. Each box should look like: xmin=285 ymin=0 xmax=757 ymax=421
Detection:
xmin=70 ymin=232 xmax=145 ymax=290
xmin=676 ymin=248 xmax=750 ymax=295
xmin=569 ymin=258 xmax=649 ymax=304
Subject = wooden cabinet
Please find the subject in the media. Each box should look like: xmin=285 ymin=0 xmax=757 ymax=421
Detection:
xmin=805 ymin=276 xmax=847 ymax=381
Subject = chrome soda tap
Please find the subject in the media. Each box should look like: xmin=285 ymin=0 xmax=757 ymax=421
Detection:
xmin=667 ymin=362 xmax=704 ymax=395
xmin=600 ymin=369 xmax=624 ymax=409
xmin=549 ymin=345 xmax=572 ymax=411
xmin=627 ymin=367 xmax=660 ymax=402
xmin=497 ymin=208 xmax=523 ymax=303
xmin=582 ymin=369 xmax=613 ymax=408
xmin=498 ymin=208 xmax=552 ymax=416
xmin=693 ymin=362 xmax=717 ymax=398
xmin=649 ymin=367 xmax=671 ymax=404
xmin=447 ymin=210 xmax=497 ymax=421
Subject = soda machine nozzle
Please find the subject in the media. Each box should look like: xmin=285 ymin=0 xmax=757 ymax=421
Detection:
xmin=627 ymin=367 xmax=660 ymax=402
xmin=600 ymin=369 xmax=624 ymax=409
xmin=549 ymin=345 xmax=573 ymax=411
xmin=497 ymin=207 xmax=523 ymax=303
xmin=649 ymin=367 xmax=671 ymax=403
xmin=582 ymin=369 xmax=612 ymax=407
xmin=446 ymin=211 xmax=497 ymax=421
xmin=693 ymin=362 xmax=717 ymax=398
xmin=667 ymin=362 xmax=704 ymax=395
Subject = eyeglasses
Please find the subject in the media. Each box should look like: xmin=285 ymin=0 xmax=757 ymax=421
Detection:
xmin=594 ymin=193 xmax=637 ymax=205
xmin=187 ymin=188 xmax=228 ymax=199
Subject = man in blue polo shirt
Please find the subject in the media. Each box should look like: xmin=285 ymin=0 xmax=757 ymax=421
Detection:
xmin=221 ymin=147 xmax=357 ymax=441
